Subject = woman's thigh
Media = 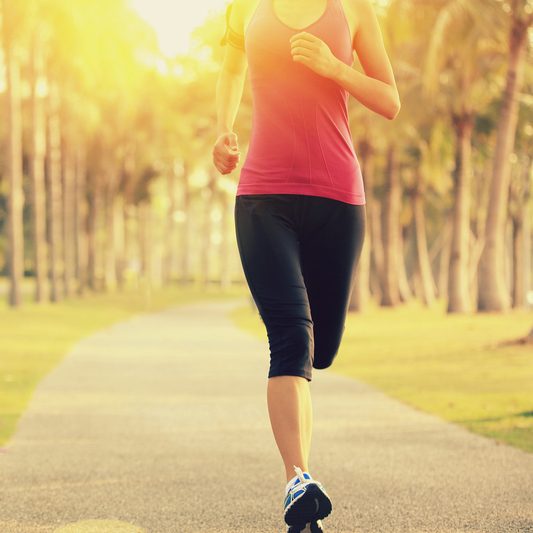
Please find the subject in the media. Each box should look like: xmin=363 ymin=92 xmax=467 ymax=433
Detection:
xmin=299 ymin=197 xmax=366 ymax=369
xmin=234 ymin=194 xmax=315 ymax=381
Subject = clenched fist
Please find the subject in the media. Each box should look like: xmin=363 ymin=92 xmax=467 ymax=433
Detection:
xmin=289 ymin=31 xmax=340 ymax=79
xmin=213 ymin=131 xmax=241 ymax=175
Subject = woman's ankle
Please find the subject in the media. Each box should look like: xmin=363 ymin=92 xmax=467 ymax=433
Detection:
xmin=285 ymin=464 xmax=312 ymax=485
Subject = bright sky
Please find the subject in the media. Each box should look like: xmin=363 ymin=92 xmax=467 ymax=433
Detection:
xmin=130 ymin=0 xmax=228 ymax=56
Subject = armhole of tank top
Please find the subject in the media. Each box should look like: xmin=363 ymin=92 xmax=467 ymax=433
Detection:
xmin=244 ymin=0 xmax=263 ymax=39
xmin=336 ymin=0 xmax=356 ymax=52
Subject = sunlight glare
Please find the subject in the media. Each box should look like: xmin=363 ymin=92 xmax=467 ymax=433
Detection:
xmin=129 ymin=0 xmax=228 ymax=56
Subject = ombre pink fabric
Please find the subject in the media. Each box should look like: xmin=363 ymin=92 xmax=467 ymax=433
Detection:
xmin=236 ymin=0 xmax=366 ymax=205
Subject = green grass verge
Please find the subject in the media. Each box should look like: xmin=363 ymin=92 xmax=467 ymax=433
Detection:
xmin=230 ymin=298 xmax=533 ymax=454
xmin=0 ymin=280 xmax=247 ymax=447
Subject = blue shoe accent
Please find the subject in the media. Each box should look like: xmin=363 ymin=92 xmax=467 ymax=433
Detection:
xmin=288 ymin=471 xmax=312 ymax=490
xmin=283 ymin=466 xmax=332 ymax=526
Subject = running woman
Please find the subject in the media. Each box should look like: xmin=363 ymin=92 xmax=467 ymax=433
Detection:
xmin=213 ymin=0 xmax=399 ymax=530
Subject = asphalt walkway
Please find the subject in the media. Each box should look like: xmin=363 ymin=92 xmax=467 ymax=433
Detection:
xmin=0 ymin=298 xmax=531 ymax=533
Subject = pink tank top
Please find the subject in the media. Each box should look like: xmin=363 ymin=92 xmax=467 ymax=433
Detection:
xmin=236 ymin=0 xmax=366 ymax=205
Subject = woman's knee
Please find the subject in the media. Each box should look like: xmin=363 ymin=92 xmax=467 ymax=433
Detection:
xmin=312 ymin=326 xmax=344 ymax=369
xmin=312 ymin=350 xmax=338 ymax=369
xmin=267 ymin=320 xmax=314 ymax=380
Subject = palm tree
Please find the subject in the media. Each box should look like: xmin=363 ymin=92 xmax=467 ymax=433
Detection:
xmin=377 ymin=0 xmax=441 ymax=308
xmin=2 ymin=0 xmax=25 ymax=307
xmin=73 ymin=148 xmax=88 ymax=295
xmin=381 ymin=142 xmax=402 ymax=306
xmin=509 ymin=152 xmax=531 ymax=307
xmin=412 ymin=164 xmax=437 ymax=306
xmin=218 ymin=184 xmax=234 ymax=289
xmin=447 ymin=110 xmax=474 ymax=312
xmin=46 ymin=81 xmax=64 ymax=302
xmin=422 ymin=0 xmax=504 ymax=313
xmin=362 ymin=139 xmax=385 ymax=303
xmin=478 ymin=0 xmax=532 ymax=311
xmin=349 ymin=138 xmax=372 ymax=312
xmin=180 ymin=160 xmax=192 ymax=284
xmin=29 ymin=23 xmax=48 ymax=303
xmin=163 ymin=162 xmax=179 ymax=284
xmin=61 ymin=137 xmax=77 ymax=297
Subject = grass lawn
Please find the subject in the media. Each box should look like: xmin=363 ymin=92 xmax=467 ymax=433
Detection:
xmin=0 ymin=279 xmax=247 ymax=447
xmin=230 ymin=297 xmax=533 ymax=454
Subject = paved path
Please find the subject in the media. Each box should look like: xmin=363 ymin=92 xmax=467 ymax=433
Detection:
xmin=0 ymin=298 xmax=532 ymax=533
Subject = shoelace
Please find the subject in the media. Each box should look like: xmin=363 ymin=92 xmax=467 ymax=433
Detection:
xmin=286 ymin=465 xmax=312 ymax=494
xmin=288 ymin=465 xmax=329 ymax=500
xmin=293 ymin=465 xmax=307 ymax=484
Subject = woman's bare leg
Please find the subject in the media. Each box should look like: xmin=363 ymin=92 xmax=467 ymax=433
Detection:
xmin=301 ymin=378 xmax=312 ymax=466
xmin=267 ymin=375 xmax=313 ymax=482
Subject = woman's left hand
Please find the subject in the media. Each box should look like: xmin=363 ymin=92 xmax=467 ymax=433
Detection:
xmin=289 ymin=31 xmax=341 ymax=79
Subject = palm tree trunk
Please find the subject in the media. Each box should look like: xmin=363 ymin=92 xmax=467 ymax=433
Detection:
xmin=447 ymin=111 xmax=473 ymax=313
xmin=512 ymin=216 xmax=525 ymax=307
xmin=219 ymin=191 xmax=232 ymax=289
xmin=114 ymin=195 xmax=126 ymax=290
xmin=123 ymin=201 xmax=134 ymax=288
xmin=74 ymin=150 xmax=88 ymax=295
xmin=438 ymin=213 xmax=452 ymax=300
xmin=200 ymin=170 xmax=217 ymax=288
xmin=121 ymin=152 xmax=136 ymax=290
xmin=526 ymin=325 xmax=533 ymax=344
xmin=524 ymin=175 xmax=532 ymax=306
xmin=477 ymin=12 xmax=529 ymax=311
xmin=362 ymin=140 xmax=384 ymax=301
xmin=138 ymin=201 xmax=152 ymax=283
xmin=413 ymin=168 xmax=436 ymax=306
xmin=350 ymin=217 xmax=370 ymax=311
xmin=428 ymin=224 xmax=445 ymax=298
xmin=86 ymin=179 xmax=99 ymax=291
xmin=398 ymin=223 xmax=413 ymax=302
xmin=30 ymin=31 xmax=48 ymax=303
xmin=180 ymin=163 xmax=192 ymax=285
xmin=163 ymin=165 xmax=178 ymax=284
xmin=380 ymin=143 xmax=401 ymax=306
xmin=369 ymin=201 xmax=384 ymax=301
xmin=137 ymin=201 xmax=153 ymax=307
xmin=3 ymin=23 xmax=24 ymax=307
xmin=46 ymin=82 xmax=63 ymax=302
xmin=350 ymin=139 xmax=372 ymax=311
xmin=510 ymin=155 xmax=531 ymax=306
xmin=61 ymin=139 xmax=76 ymax=298
xmin=103 ymin=172 xmax=118 ymax=291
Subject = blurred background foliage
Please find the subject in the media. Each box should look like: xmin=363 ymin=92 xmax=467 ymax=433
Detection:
xmin=0 ymin=0 xmax=531 ymax=320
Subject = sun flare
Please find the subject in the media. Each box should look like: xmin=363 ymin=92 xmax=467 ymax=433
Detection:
xmin=129 ymin=0 xmax=228 ymax=56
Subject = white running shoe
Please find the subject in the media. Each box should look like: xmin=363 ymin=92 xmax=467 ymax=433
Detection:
xmin=283 ymin=465 xmax=332 ymax=526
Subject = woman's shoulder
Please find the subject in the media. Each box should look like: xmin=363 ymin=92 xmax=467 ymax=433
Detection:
xmin=227 ymin=0 xmax=261 ymax=34
xmin=339 ymin=0 xmax=377 ymax=48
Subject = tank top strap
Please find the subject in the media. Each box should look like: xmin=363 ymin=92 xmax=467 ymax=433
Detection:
xmin=329 ymin=0 xmax=346 ymax=22
xmin=328 ymin=0 xmax=353 ymax=48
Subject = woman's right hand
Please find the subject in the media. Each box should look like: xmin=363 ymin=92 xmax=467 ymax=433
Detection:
xmin=213 ymin=131 xmax=241 ymax=175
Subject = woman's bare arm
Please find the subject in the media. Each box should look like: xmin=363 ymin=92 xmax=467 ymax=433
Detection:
xmin=335 ymin=0 xmax=400 ymax=119
xmin=213 ymin=0 xmax=248 ymax=174
xmin=290 ymin=0 xmax=400 ymax=120
xmin=216 ymin=43 xmax=248 ymax=135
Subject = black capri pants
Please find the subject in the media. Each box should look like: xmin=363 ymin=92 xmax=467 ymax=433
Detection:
xmin=234 ymin=193 xmax=366 ymax=382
